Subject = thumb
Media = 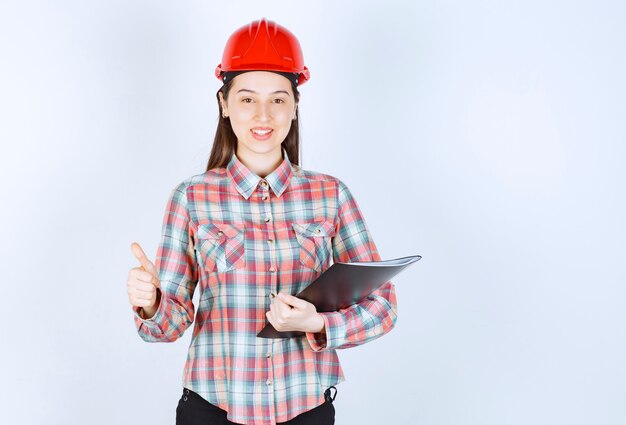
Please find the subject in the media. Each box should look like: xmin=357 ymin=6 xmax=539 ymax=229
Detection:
xmin=131 ymin=242 xmax=157 ymax=277
xmin=278 ymin=292 xmax=307 ymax=309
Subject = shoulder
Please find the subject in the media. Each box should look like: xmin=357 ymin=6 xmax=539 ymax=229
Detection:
xmin=298 ymin=167 xmax=357 ymax=206
xmin=161 ymin=168 xmax=226 ymax=207
xmin=292 ymin=164 xmax=350 ymax=193
xmin=169 ymin=167 xmax=228 ymax=193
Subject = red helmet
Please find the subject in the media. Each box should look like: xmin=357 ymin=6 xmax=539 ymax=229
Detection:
xmin=215 ymin=17 xmax=310 ymax=86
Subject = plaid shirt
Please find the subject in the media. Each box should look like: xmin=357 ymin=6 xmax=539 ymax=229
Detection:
xmin=132 ymin=148 xmax=398 ymax=425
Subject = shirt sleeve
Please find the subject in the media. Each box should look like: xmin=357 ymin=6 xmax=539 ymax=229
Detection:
xmin=305 ymin=178 xmax=398 ymax=351
xmin=131 ymin=181 xmax=199 ymax=342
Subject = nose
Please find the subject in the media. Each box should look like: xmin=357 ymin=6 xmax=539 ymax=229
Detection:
xmin=255 ymin=102 xmax=271 ymax=122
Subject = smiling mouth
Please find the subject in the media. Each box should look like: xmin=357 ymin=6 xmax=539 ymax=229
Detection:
xmin=251 ymin=128 xmax=273 ymax=136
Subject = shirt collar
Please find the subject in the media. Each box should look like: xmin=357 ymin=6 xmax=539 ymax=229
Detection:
xmin=226 ymin=148 xmax=294 ymax=200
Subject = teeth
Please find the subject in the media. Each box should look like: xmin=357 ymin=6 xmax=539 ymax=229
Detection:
xmin=252 ymin=129 xmax=272 ymax=135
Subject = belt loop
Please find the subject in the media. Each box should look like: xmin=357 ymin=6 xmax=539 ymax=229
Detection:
xmin=324 ymin=386 xmax=337 ymax=402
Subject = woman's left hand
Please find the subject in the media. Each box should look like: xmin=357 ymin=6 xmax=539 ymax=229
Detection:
xmin=266 ymin=292 xmax=325 ymax=333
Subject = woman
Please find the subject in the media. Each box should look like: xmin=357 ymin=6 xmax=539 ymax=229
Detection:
xmin=126 ymin=17 xmax=398 ymax=425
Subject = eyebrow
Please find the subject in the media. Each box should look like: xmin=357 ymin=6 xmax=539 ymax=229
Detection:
xmin=236 ymin=89 xmax=290 ymax=96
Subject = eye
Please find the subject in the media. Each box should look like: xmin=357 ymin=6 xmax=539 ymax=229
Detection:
xmin=241 ymin=98 xmax=253 ymax=103
xmin=274 ymin=98 xmax=285 ymax=104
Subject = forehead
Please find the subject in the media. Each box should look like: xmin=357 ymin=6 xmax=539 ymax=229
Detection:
xmin=231 ymin=71 xmax=292 ymax=95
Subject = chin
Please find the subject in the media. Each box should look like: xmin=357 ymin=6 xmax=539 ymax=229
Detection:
xmin=248 ymin=137 xmax=282 ymax=149
xmin=241 ymin=142 xmax=282 ymax=155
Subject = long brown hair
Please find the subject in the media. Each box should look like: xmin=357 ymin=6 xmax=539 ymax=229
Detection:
xmin=205 ymin=73 xmax=302 ymax=172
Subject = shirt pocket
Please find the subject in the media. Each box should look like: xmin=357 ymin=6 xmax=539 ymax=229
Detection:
xmin=291 ymin=220 xmax=337 ymax=272
xmin=196 ymin=221 xmax=245 ymax=273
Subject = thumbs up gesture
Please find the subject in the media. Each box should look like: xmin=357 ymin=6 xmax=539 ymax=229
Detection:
xmin=127 ymin=242 xmax=161 ymax=319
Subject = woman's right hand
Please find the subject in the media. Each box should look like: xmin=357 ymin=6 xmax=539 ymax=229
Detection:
xmin=127 ymin=242 xmax=161 ymax=319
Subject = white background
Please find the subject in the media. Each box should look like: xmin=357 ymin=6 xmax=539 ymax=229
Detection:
xmin=1 ymin=1 xmax=625 ymax=424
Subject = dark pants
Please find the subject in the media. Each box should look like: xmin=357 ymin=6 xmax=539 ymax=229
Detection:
xmin=176 ymin=386 xmax=337 ymax=425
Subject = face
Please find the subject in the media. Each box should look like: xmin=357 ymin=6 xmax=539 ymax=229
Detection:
xmin=219 ymin=71 xmax=298 ymax=159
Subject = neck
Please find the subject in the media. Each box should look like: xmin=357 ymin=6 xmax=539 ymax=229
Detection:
xmin=236 ymin=146 xmax=283 ymax=178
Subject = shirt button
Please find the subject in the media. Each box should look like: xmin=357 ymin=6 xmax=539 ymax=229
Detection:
xmin=269 ymin=292 xmax=276 ymax=299
xmin=266 ymin=352 xmax=271 ymax=358
xmin=260 ymin=180 xmax=268 ymax=187
xmin=262 ymin=195 xmax=268 ymax=200
xmin=269 ymin=266 xmax=276 ymax=272
xmin=267 ymin=238 xmax=274 ymax=243
xmin=266 ymin=379 xmax=272 ymax=386
xmin=264 ymin=217 xmax=271 ymax=223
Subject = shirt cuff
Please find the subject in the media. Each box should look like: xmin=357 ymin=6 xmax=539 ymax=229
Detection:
xmin=132 ymin=290 xmax=165 ymax=328
xmin=305 ymin=311 xmax=343 ymax=351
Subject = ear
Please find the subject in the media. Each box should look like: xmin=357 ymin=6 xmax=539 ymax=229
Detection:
xmin=218 ymin=91 xmax=228 ymax=116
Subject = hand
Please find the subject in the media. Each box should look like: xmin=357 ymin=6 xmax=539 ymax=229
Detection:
xmin=266 ymin=292 xmax=325 ymax=333
xmin=127 ymin=242 xmax=161 ymax=318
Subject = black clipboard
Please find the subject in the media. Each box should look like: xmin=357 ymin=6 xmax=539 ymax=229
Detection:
xmin=257 ymin=254 xmax=422 ymax=338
